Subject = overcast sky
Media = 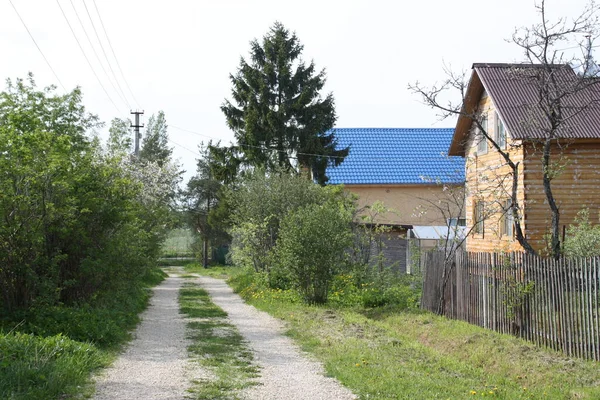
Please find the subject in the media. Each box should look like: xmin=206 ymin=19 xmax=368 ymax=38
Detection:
xmin=0 ymin=0 xmax=593 ymax=182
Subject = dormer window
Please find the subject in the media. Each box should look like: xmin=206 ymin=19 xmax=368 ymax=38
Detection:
xmin=496 ymin=112 xmax=506 ymax=149
xmin=477 ymin=116 xmax=488 ymax=155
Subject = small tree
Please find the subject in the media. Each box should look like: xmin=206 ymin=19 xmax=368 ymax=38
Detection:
xmin=563 ymin=208 xmax=600 ymax=257
xmin=107 ymin=117 xmax=132 ymax=156
xmin=275 ymin=202 xmax=352 ymax=304
xmin=184 ymin=143 xmax=227 ymax=267
xmin=227 ymin=171 xmax=328 ymax=272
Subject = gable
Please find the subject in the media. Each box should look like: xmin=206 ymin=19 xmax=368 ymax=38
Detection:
xmin=326 ymin=128 xmax=465 ymax=185
xmin=450 ymin=63 xmax=600 ymax=156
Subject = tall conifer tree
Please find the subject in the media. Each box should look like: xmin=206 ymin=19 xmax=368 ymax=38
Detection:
xmin=220 ymin=22 xmax=348 ymax=184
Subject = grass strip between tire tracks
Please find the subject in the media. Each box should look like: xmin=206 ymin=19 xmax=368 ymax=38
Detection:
xmin=179 ymin=280 xmax=258 ymax=399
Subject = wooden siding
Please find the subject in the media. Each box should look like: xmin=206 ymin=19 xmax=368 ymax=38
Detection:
xmin=523 ymin=140 xmax=600 ymax=252
xmin=465 ymin=95 xmax=600 ymax=253
xmin=465 ymin=95 xmax=526 ymax=252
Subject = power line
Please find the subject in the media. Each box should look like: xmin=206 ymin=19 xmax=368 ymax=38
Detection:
xmin=67 ymin=0 xmax=130 ymax=109
xmin=81 ymin=0 xmax=132 ymax=109
xmin=169 ymin=125 xmax=346 ymax=160
xmin=55 ymin=0 xmax=122 ymax=114
xmin=8 ymin=0 xmax=67 ymax=92
xmin=92 ymin=0 xmax=141 ymax=109
xmin=168 ymin=138 xmax=201 ymax=156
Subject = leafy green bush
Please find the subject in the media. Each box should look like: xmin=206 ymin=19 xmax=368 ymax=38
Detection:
xmin=564 ymin=207 xmax=600 ymax=257
xmin=274 ymin=202 xmax=353 ymax=304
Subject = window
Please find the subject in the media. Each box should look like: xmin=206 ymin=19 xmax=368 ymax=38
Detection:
xmin=474 ymin=201 xmax=485 ymax=235
xmin=477 ymin=116 xmax=488 ymax=155
xmin=500 ymin=199 xmax=514 ymax=237
xmin=496 ymin=112 xmax=506 ymax=149
xmin=448 ymin=218 xmax=467 ymax=227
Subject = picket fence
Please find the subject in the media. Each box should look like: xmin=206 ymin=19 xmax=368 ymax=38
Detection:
xmin=421 ymin=251 xmax=600 ymax=361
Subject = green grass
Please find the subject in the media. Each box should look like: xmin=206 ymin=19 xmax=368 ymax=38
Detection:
xmin=227 ymin=272 xmax=600 ymax=400
xmin=179 ymin=281 xmax=258 ymax=399
xmin=0 ymin=332 xmax=110 ymax=400
xmin=161 ymin=228 xmax=194 ymax=257
xmin=0 ymin=266 xmax=167 ymax=399
xmin=158 ymin=257 xmax=196 ymax=267
xmin=184 ymin=263 xmax=243 ymax=279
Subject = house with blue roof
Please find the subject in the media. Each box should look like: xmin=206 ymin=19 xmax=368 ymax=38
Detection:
xmin=326 ymin=128 xmax=465 ymax=229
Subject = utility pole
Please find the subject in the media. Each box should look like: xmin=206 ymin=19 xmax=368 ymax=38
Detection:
xmin=130 ymin=110 xmax=144 ymax=156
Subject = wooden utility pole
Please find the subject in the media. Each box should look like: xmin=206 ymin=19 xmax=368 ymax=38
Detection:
xmin=130 ymin=110 xmax=144 ymax=156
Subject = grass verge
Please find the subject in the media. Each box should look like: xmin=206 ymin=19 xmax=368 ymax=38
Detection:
xmin=226 ymin=271 xmax=600 ymax=400
xmin=179 ymin=281 xmax=258 ymax=399
xmin=0 ymin=266 xmax=167 ymax=399
xmin=184 ymin=263 xmax=240 ymax=279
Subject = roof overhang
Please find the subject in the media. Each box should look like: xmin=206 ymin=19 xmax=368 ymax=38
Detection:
xmin=448 ymin=68 xmax=485 ymax=157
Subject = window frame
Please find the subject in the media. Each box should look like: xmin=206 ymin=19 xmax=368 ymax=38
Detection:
xmin=500 ymin=199 xmax=514 ymax=238
xmin=496 ymin=112 xmax=507 ymax=150
xmin=473 ymin=200 xmax=485 ymax=236
xmin=477 ymin=115 xmax=488 ymax=155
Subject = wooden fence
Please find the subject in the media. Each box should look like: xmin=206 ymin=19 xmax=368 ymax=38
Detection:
xmin=421 ymin=251 xmax=600 ymax=361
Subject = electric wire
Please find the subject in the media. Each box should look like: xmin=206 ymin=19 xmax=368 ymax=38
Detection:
xmin=169 ymin=125 xmax=346 ymax=160
xmin=55 ymin=0 xmax=122 ymax=114
xmin=92 ymin=0 xmax=141 ymax=109
xmin=81 ymin=0 xmax=132 ymax=109
xmin=8 ymin=0 xmax=67 ymax=92
xmin=168 ymin=138 xmax=201 ymax=156
xmin=67 ymin=0 xmax=130 ymax=109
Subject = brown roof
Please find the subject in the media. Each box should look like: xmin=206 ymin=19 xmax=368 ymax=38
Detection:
xmin=449 ymin=63 xmax=600 ymax=156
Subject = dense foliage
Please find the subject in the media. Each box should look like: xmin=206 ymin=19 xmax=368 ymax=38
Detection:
xmin=215 ymin=22 xmax=348 ymax=185
xmin=223 ymin=171 xmax=419 ymax=306
xmin=0 ymin=75 xmax=178 ymax=398
xmin=0 ymin=76 xmax=176 ymax=313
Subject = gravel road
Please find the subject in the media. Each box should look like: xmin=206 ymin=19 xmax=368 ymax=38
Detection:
xmin=196 ymin=276 xmax=357 ymax=400
xmin=93 ymin=274 xmax=192 ymax=400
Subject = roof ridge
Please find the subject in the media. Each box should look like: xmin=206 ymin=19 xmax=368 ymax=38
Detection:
xmin=332 ymin=127 xmax=454 ymax=129
xmin=472 ymin=62 xmax=568 ymax=69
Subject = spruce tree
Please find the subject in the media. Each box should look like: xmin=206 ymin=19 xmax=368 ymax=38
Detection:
xmin=220 ymin=22 xmax=348 ymax=184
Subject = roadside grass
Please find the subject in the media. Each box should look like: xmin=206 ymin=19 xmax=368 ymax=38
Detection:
xmin=161 ymin=228 xmax=194 ymax=257
xmin=158 ymin=258 xmax=196 ymax=267
xmin=226 ymin=272 xmax=600 ymax=400
xmin=179 ymin=281 xmax=258 ymax=399
xmin=0 ymin=332 xmax=110 ymax=399
xmin=0 ymin=266 xmax=167 ymax=400
xmin=184 ymin=263 xmax=242 ymax=279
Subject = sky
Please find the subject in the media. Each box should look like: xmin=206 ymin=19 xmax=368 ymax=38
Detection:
xmin=0 ymin=0 xmax=594 ymax=183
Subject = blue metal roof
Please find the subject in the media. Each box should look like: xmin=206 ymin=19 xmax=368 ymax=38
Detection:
xmin=326 ymin=128 xmax=465 ymax=185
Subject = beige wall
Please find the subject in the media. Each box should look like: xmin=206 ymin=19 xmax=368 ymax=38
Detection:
xmin=464 ymin=93 xmax=525 ymax=253
xmin=345 ymin=184 xmax=464 ymax=226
